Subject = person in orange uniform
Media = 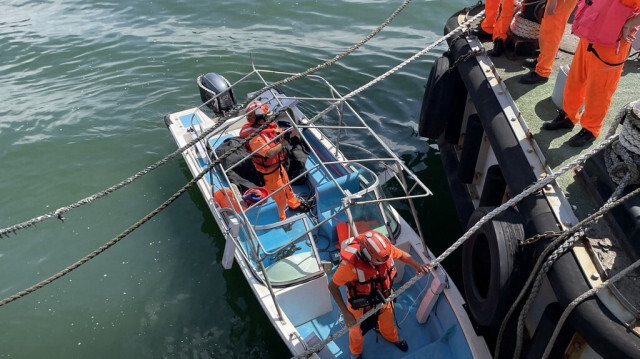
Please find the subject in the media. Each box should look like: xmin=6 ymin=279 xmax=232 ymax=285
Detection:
xmin=240 ymin=101 xmax=308 ymax=220
xmin=328 ymin=231 xmax=431 ymax=359
xmin=473 ymin=0 xmax=502 ymax=39
xmin=472 ymin=0 xmax=516 ymax=56
xmin=519 ymin=0 xmax=580 ymax=84
xmin=491 ymin=0 xmax=516 ymax=56
xmin=542 ymin=0 xmax=640 ymax=147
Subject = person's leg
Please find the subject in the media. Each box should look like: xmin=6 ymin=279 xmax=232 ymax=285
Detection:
xmin=535 ymin=0 xmax=578 ymax=77
xmin=579 ymin=43 xmax=629 ymax=136
xmin=348 ymin=307 xmax=366 ymax=356
xmin=481 ymin=0 xmax=501 ymax=34
xmin=279 ymin=169 xmax=301 ymax=210
xmin=263 ymin=171 xmax=288 ymax=221
xmin=492 ymin=0 xmax=515 ymax=41
xmin=378 ymin=303 xmax=400 ymax=343
xmin=562 ymin=39 xmax=590 ymax=124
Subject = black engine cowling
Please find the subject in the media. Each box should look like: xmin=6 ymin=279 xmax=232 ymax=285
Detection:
xmin=197 ymin=73 xmax=237 ymax=115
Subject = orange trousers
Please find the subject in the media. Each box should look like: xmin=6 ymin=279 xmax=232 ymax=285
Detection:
xmin=563 ymin=39 xmax=631 ymax=137
xmin=535 ymin=0 xmax=579 ymax=78
xmin=481 ymin=0 xmax=501 ymax=35
xmin=493 ymin=0 xmax=515 ymax=41
xmin=263 ymin=166 xmax=300 ymax=221
xmin=348 ymin=303 xmax=399 ymax=355
xmin=481 ymin=0 xmax=515 ymax=40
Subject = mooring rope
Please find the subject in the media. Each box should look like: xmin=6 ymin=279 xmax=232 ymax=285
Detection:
xmin=541 ymin=257 xmax=640 ymax=359
xmin=0 ymin=114 xmax=280 ymax=308
xmin=605 ymin=102 xmax=640 ymax=185
xmin=0 ymin=0 xmax=412 ymax=240
xmin=0 ymin=119 xmax=227 ymax=239
xmin=497 ymin=105 xmax=639 ymax=359
xmin=0 ymin=1 xmax=479 ymax=310
xmin=290 ymin=10 xmax=488 ymax=359
xmin=217 ymin=0 xmax=416 ymax=120
xmin=495 ymin=177 xmax=640 ymax=359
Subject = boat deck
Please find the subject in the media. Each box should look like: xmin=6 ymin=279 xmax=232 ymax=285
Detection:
xmin=480 ymin=27 xmax=639 ymax=217
xmin=471 ymin=22 xmax=640 ymax=307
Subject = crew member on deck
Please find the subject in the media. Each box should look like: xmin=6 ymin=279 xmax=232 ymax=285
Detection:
xmin=240 ymin=101 xmax=308 ymax=220
xmin=328 ymin=231 xmax=431 ymax=359
xmin=542 ymin=0 xmax=640 ymax=147
xmin=472 ymin=0 xmax=516 ymax=57
xmin=519 ymin=0 xmax=580 ymax=84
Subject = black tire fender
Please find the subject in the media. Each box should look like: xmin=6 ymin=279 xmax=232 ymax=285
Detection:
xmin=462 ymin=206 xmax=525 ymax=328
xmin=418 ymin=54 xmax=455 ymax=139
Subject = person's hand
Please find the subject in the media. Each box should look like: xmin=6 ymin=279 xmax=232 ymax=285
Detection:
xmin=416 ymin=263 xmax=431 ymax=275
xmin=546 ymin=0 xmax=558 ymax=15
xmin=343 ymin=311 xmax=356 ymax=327
xmin=622 ymin=24 xmax=636 ymax=44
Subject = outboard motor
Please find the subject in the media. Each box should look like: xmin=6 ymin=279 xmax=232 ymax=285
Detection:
xmin=197 ymin=73 xmax=237 ymax=115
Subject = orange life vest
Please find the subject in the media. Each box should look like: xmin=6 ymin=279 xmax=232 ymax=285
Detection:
xmin=573 ymin=0 xmax=639 ymax=48
xmin=240 ymin=123 xmax=287 ymax=175
xmin=340 ymin=238 xmax=398 ymax=309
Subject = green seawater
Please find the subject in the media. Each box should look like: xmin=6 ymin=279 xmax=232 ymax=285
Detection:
xmin=0 ymin=0 xmax=469 ymax=357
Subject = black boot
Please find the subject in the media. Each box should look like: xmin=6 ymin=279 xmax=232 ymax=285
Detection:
xmin=523 ymin=58 xmax=538 ymax=69
xmin=519 ymin=71 xmax=549 ymax=85
xmin=394 ymin=339 xmax=409 ymax=352
xmin=470 ymin=27 xmax=492 ymax=40
xmin=567 ymin=128 xmax=596 ymax=147
xmin=542 ymin=110 xmax=574 ymax=131
xmin=490 ymin=38 xmax=504 ymax=57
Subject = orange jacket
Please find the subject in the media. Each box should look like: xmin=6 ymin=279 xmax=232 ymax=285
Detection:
xmin=240 ymin=122 xmax=286 ymax=174
xmin=338 ymin=239 xmax=401 ymax=309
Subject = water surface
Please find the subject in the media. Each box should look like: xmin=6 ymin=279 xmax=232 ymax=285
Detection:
xmin=0 ymin=0 xmax=468 ymax=357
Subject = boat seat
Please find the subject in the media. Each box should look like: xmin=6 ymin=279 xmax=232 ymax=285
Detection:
xmin=315 ymin=172 xmax=360 ymax=245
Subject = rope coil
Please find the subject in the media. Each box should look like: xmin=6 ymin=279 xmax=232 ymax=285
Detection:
xmin=605 ymin=102 xmax=640 ymax=185
xmin=510 ymin=13 xmax=541 ymax=40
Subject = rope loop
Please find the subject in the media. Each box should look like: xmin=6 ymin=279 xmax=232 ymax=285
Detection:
xmin=605 ymin=102 xmax=640 ymax=185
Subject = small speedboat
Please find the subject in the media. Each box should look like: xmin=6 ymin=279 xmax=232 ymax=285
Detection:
xmin=164 ymin=66 xmax=490 ymax=358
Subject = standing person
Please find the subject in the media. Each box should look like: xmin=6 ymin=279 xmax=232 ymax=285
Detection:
xmin=471 ymin=0 xmax=516 ymax=56
xmin=240 ymin=101 xmax=308 ymax=220
xmin=542 ymin=0 xmax=640 ymax=147
xmin=490 ymin=0 xmax=516 ymax=56
xmin=519 ymin=0 xmax=580 ymax=84
xmin=328 ymin=231 xmax=431 ymax=359
xmin=472 ymin=0 xmax=501 ymax=40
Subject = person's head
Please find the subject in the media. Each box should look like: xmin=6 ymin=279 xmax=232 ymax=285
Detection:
xmin=358 ymin=231 xmax=392 ymax=265
xmin=245 ymin=101 xmax=273 ymax=125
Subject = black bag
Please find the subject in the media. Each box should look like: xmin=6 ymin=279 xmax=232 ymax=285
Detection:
xmin=212 ymin=137 xmax=264 ymax=193
xmin=283 ymin=134 xmax=310 ymax=186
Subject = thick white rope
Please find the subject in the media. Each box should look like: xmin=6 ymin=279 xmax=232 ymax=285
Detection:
xmin=0 ymin=0 xmax=413 ymax=239
xmin=290 ymin=10 xmax=487 ymax=359
xmin=502 ymin=106 xmax=632 ymax=359
xmin=605 ymin=103 xmax=640 ymax=185
xmin=541 ymin=258 xmax=640 ymax=359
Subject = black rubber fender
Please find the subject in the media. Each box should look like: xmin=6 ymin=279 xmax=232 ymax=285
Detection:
xmin=418 ymin=54 xmax=455 ymax=139
xmin=462 ymin=206 xmax=525 ymax=328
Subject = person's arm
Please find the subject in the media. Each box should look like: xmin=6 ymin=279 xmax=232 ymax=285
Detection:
xmin=622 ymin=14 xmax=640 ymax=43
xmin=328 ymin=280 xmax=356 ymax=326
xmin=251 ymin=136 xmax=284 ymax=159
xmin=397 ymin=249 xmax=431 ymax=275
xmin=265 ymin=142 xmax=284 ymax=158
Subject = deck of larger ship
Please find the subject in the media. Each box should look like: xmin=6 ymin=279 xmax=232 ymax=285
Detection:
xmin=481 ymin=24 xmax=639 ymax=215
xmin=470 ymin=15 xmax=640 ymax=310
